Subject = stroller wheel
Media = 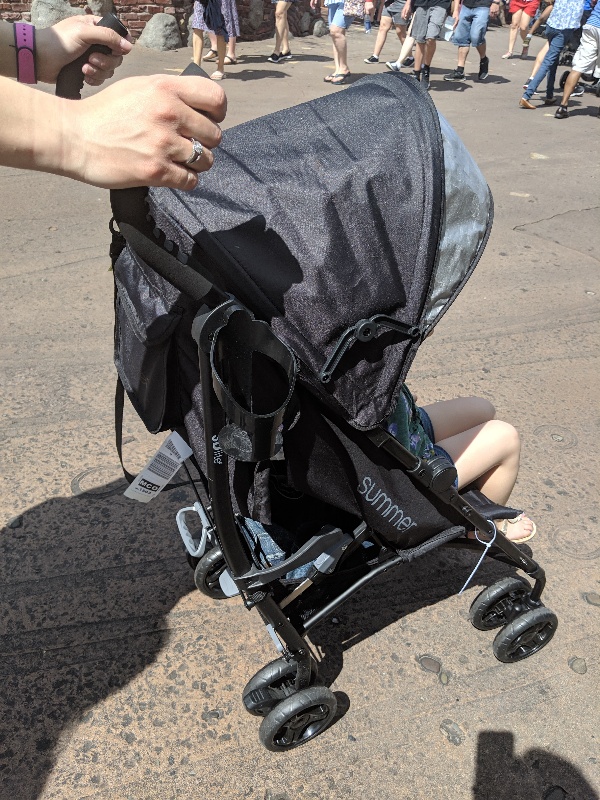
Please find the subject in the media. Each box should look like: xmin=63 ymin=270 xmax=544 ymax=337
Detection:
xmin=559 ymin=70 xmax=570 ymax=90
xmin=258 ymin=686 xmax=337 ymax=751
xmin=242 ymin=657 xmax=318 ymax=716
xmin=492 ymin=607 xmax=558 ymax=663
xmin=194 ymin=548 xmax=229 ymax=599
xmin=469 ymin=576 xmax=533 ymax=631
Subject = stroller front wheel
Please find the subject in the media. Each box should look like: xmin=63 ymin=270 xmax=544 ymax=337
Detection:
xmin=492 ymin=607 xmax=558 ymax=663
xmin=258 ymin=686 xmax=337 ymax=751
xmin=242 ymin=657 xmax=318 ymax=716
xmin=194 ymin=548 xmax=229 ymax=599
xmin=469 ymin=576 xmax=533 ymax=630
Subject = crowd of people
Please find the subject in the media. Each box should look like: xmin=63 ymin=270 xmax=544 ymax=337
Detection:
xmin=189 ymin=0 xmax=599 ymax=118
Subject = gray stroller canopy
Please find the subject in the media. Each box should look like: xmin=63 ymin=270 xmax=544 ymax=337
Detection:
xmin=147 ymin=74 xmax=492 ymax=429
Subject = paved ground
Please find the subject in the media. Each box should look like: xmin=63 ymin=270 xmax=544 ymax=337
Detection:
xmin=1 ymin=22 xmax=599 ymax=800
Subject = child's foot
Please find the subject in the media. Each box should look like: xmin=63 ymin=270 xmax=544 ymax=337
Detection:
xmin=496 ymin=514 xmax=536 ymax=543
xmin=468 ymin=514 xmax=537 ymax=544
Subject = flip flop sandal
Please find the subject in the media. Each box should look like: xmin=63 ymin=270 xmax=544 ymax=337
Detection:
xmin=324 ymin=73 xmax=337 ymax=82
xmin=331 ymin=73 xmax=350 ymax=85
xmin=497 ymin=514 xmax=537 ymax=544
xmin=224 ymin=55 xmax=237 ymax=65
xmin=211 ymin=70 xmax=225 ymax=81
xmin=501 ymin=52 xmax=514 ymax=59
xmin=203 ymin=49 xmax=218 ymax=62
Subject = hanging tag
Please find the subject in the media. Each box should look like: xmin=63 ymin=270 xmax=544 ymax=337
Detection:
xmin=124 ymin=431 xmax=193 ymax=503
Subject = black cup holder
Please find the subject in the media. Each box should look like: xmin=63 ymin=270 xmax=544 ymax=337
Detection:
xmin=210 ymin=309 xmax=297 ymax=461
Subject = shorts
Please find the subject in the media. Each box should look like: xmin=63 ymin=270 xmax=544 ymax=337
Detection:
xmin=508 ymin=0 xmax=540 ymax=16
xmin=327 ymin=0 xmax=355 ymax=28
xmin=382 ymin=0 xmax=409 ymax=25
xmin=417 ymin=407 xmax=458 ymax=486
xmin=572 ymin=24 xmax=600 ymax=75
xmin=452 ymin=4 xmax=490 ymax=47
xmin=411 ymin=5 xmax=447 ymax=42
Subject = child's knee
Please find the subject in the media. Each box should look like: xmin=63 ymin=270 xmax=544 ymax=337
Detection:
xmin=470 ymin=396 xmax=496 ymax=423
xmin=494 ymin=420 xmax=521 ymax=458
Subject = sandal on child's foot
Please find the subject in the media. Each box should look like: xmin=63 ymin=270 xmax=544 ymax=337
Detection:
xmin=497 ymin=514 xmax=537 ymax=544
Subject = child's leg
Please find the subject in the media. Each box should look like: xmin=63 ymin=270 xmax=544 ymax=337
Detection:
xmin=435 ymin=420 xmax=535 ymax=541
xmin=421 ymin=396 xmax=496 ymax=442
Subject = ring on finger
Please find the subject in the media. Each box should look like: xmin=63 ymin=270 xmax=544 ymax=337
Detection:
xmin=185 ymin=138 xmax=204 ymax=165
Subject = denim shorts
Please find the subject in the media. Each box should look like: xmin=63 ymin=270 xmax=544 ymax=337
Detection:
xmin=418 ymin=407 xmax=459 ymax=486
xmin=453 ymin=5 xmax=489 ymax=47
xmin=327 ymin=1 xmax=355 ymax=28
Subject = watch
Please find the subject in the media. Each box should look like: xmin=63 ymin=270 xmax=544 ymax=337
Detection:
xmin=14 ymin=22 xmax=37 ymax=84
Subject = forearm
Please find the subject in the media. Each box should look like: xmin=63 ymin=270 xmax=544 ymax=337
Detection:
xmin=0 ymin=20 xmax=18 ymax=78
xmin=0 ymin=77 xmax=72 ymax=176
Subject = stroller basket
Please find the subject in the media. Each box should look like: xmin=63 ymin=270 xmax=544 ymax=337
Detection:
xmin=110 ymin=74 xmax=557 ymax=752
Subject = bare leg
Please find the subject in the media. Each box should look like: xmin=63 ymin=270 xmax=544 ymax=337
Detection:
xmin=528 ymin=40 xmax=549 ymax=81
xmin=506 ymin=8 xmax=523 ymax=56
xmin=208 ymin=32 xmax=218 ymax=52
xmin=519 ymin=10 xmax=533 ymax=50
xmin=211 ymin=35 xmax=227 ymax=79
xmin=414 ymin=40 xmax=426 ymax=70
xmin=226 ymin=36 xmax=237 ymax=61
xmin=373 ymin=15 xmax=393 ymax=57
xmin=422 ymin=397 xmax=534 ymax=540
xmin=330 ymin=26 xmax=349 ymax=73
xmin=457 ymin=44 xmax=470 ymax=68
xmin=192 ymin=28 xmax=204 ymax=66
xmin=395 ymin=22 xmax=407 ymax=45
xmin=424 ymin=37 xmax=436 ymax=67
xmin=275 ymin=1 xmax=292 ymax=54
xmin=397 ymin=33 xmax=415 ymax=63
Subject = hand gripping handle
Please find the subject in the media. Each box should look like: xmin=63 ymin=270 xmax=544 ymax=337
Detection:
xmin=55 ymin=13 xmax=129 ymax=100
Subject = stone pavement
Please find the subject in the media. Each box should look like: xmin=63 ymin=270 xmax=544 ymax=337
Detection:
xmin=1 ymin=24 xmax=599 ymax=800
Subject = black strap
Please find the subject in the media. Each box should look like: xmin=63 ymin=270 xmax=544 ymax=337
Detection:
xmin=119 ymin=222 xmax=226 ymax=307
xmin=114 ymin=377 xmax=194 ymax=492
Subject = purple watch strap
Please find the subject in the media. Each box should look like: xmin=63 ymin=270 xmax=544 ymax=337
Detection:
xmin=14 ymin=22 xmax=37 ymax=84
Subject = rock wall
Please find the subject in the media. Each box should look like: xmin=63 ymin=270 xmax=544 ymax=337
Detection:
xmin=0 ymin=0 xmax=320 ymax=40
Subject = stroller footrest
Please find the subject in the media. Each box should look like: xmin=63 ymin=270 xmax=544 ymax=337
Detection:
xmin=237 ymin=525 xmax=347 ymax=590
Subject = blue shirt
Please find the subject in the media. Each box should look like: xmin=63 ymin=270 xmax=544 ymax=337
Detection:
xmin=587 ymin=0 xmax=600 ymax=25
xmin=548 ymin=0 xmax=584 ymax=28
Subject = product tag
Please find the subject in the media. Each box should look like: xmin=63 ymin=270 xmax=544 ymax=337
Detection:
xmin=124 ymin=431 xmax=193 ymax=503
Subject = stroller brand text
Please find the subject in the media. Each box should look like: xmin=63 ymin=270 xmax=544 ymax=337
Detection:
xmin=358 ymin=476 xmax=417 ymax=532
xmin=212 ymin=434 xmax=224 ymax=465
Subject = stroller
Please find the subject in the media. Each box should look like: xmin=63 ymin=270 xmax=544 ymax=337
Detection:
xmin=109 ymin=73 xmax=558 ymax=751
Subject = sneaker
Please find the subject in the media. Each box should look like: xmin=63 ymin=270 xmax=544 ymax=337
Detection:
xmin=554 ymin=104 xmax=569 ymax=118
xmin=523 ymin=78 xmax=531 ymax=90
xmin=478 ymin=56 xmax=489 ymax=81
xmin=402 ymin=56 xmax=415 ymax=67
xmin=267 ymin=52 xmax=281 ymax=63
xmin=386 ymin=61 xmax=401 ymax=72
xmin=411 ymin=70 xmax=422 ymax=81
xmin=280 ymin=51 xmax=293 ymax=60
xmin=543 ymin=96 xmax=557 ymax=105
xmin=421 ymin=66 xmax=430 ymax=89
xmin=364 ymin=54 xmax=379 ymax=63
xmin=572 ymin=83 xmax=584 ymax=97
xmin=444 ymin=68 xmax=466 ymax=81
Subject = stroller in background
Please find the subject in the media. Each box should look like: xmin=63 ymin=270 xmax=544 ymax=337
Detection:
xmin=109 ymin=74 xmax=558 ymax=751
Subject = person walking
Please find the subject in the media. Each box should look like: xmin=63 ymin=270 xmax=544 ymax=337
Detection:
xmin=401 ymin=0 xmax=453 ymax=87
xmin=443 ymin=0 xmax=500 ymax=81
xmin=555 ymin=0 xmax=600 ymax=116
xmin=503 ymin=0 xmax=540 ymax=58
xmin=192 ymin=0 xmax=240 ymax=80
xmin=519 ymin=0 xmax=584 ymax=107
xmin=312 ymin=0 xmax=364 ymax=84
xmin=268 ymin=0 xmax=298 ymax=63
xmin=364 ymin=0 xmax=411 ymax=64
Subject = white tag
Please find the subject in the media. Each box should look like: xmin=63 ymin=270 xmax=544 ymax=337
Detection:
xmin=124 ymin=431 xmax=193 ymax=503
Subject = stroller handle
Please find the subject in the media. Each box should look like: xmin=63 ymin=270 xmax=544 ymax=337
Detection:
xmin=55 ymin=13 xmax=129 ymax=100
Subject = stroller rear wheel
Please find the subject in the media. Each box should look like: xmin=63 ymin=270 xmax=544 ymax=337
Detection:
xmin=258 ymin=686 xmax=337 ymax=751
xmin=469 ymin=576 xmax=533 ymax=630
xmin=492 ymin=607 xmax=558 ymax=663
xmin=194 ymin=548 xmax=229 ymax=599
xmin=242 ymin=657 xmax=318 ymax=716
